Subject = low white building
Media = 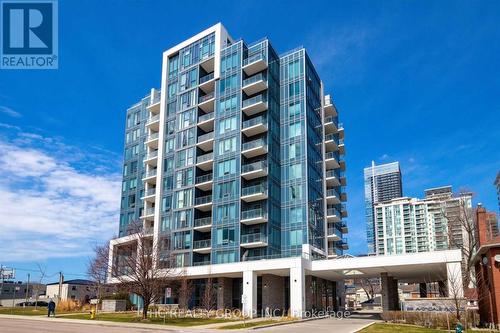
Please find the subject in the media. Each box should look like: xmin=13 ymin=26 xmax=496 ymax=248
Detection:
xmin=46 ymin=279 xmax=96 ymax=304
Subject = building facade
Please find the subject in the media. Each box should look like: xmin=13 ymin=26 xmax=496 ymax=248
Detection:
xmin=495 ymin=171 xmax=500 ymax=214
xmin=364 ymin=161 xmax=403 ymax=254
xmin=374 ymin=186 xmax=473 ymax=256
xmin=110 ymin=23 xmax=349 ymax=313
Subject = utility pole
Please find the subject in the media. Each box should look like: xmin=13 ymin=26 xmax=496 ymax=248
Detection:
xmin=25 ymin=273 xmax=30 ymax=303
xmin=57 ymin=272 xmax=64 ymax=303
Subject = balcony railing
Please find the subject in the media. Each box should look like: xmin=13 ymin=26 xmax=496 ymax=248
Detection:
xmin=325 ymin=170 xmax=340 ymax=179
xmin=143 ymin=207 xmax=155 ymax=216
xmin=242 ymin=94 xmax=267 ymax=109
xmin=150 ymin=90 xmax=161 ymax=105
xmin=144 ymin=188 xmax=156 ymax=196
xmin=195 ymin=195 xmax=212 ymax=206
xmin=242 ymin=115 xmax=267 ymax=129
xmin=144 ymin=151 xmax=158 ymax=160
xmin=326 ymin=188 xmax=340 ymax=198
xmin=198 ymin=112 xmax=214 ymax=123
xmin=194 ymin=217 xmax=212 ymax=228
xmin=144 ymin=227 xmax=154 ymax=235
xmin=327 ymin=227 xmax=340 ymax=237
xmin=193 ymin=260 xmax=211 ymax=266
xmin=143 ymin=169 xmax=157 ymax=178
xmin=242 ymin=73 xmax=266 ymax=87
xmin=196 ymin=173 xmax=213 ymax=184
xmin=197 ymin=152 xmax=213 ymax=164
xmin=325 ymin=133 xmax=339 ymax=145
xmin=146 ymin=114 xmax=160 ymax=125
xmin=242 ymin=184 xmax=267 ymax=197
xmin=198 ymin=92 xmax=215 ymax=103
xmin=241 ymin=233 xmax=267 ymax=244
xmin=324 ymin=116 xmax=338 ymax=127
xmin=199 ymin=72 xmax=214 ymax=84
xmin=325 ymin=152 xmax=339 ymax=160
xmin=241 ymin=208 xmax=267 ymax=220
xmin=146 ymin=133 xmax=159 ymax=141
xmin=327 ymin=207 xmax=341 ymax=217
xmin=241 ymin=160 xmax=267 ymax=174
xmin=242 ymin=138 xmax=267 ymax=151
xmin=193 ymin=239 xmax=211 ymax=249
xmin=243 ymin=53 xmax=266 ymax=67
xmin=197 ymin=131 xmax=214 ymax=143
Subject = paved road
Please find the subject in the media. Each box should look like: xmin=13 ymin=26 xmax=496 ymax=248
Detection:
xmin=0 ymin=313 xmax=378 ymax=333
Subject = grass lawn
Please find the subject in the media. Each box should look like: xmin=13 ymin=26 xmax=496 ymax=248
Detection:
xmin=0 ymin=306 xmax=77 ymax=316
xmin=359 ymin=323 xmax=498 ymax=333
xmin=60 ymin=312 xmax=239 ymax=327
xmin=218 ymin=319 xmax=283 ymax=329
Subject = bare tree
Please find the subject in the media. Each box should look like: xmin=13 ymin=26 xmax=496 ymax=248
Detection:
xmin=444 ymin=190 xmax=477 ymax=290
xmin=102 ymin=221 xmax=178 ymax=319
xmin=355 ymin=277 xmax=378 ymax=301
xmin=33 ymin=264 xmax=47 ymax=311
xmin=87 ymin=241 xmax=110 ymax=308
xmin=178 ymin=274 xmax=194 ymax=309
xmin=201 ymin=277 xmax=216 ymax=312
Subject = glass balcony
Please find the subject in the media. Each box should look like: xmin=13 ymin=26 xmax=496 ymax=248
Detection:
xmin=197 ymin=131 xmax=214 ymax=143
xmin=195 ymin=195 xmax=212 ymax=206
xmin=196 ymin=173 xmax=213 ymax=184
xmin=146 ymin=114 xmax=160 ymax=125
xmin=242 ymin=73 xmax=267 ymax=95
xmin=326 ymin=188 xmax=340 ymax=204
xmin=197 ymin=152 xmax=214 ymax=164
xmin=193 ymin=260 xmax=211 ymax=266
xmin=242 ymin=138 xmax=267 ymax=158
xmin=144 ymin=188 xmax=156 ymax=197
xmin=241 ymin=160 xmax=267 ymax=180
xmin=241 ymin=233 xmax=267 ymax=248
xmin=142 ymin=207 xmax=155 ymax=217
xmin=242 ymin=94 xmax=267 ymax=116
xmin=241 ymin=184 xmax=267 ymax=202
xmin=198 ymin=92 xmax=215 ymax=104
xmin=199 ymin=72 xmax=214 ymax=84
xmin=327 ymin=227 xmax=341 ymax=241
xmin=325 ymin=133 xmax=339 ymax=146
xmin=146 ymin=133 xmax=159 ymax=141
xmin=193 ymin=239 xmax=211 ymax=250
xmin=241 ymin=208 xmax=267 ymax=225
xmin=242 ymin=115 xmax=268 ymax=137
xmin=327 ymin=207 xmax=341 ymax=217
xmin=194 ymin=217 xmax=212 ymax=228
xmin=142 ymin=169 xmax=157 ymax=179
xmin=242 ymin=53 xmax=267 ymax=75
xmin=325 ymin=152 xmax=340 ymax=169
xmin=198 ymin=112 xmax=214 ymax=123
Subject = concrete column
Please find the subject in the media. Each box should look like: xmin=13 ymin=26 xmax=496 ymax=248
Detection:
xmin=419 ymin=282 xmax=427 ymax=298
xmin=243 ymin=270 xmax=257 ymax=318
xmin=290 ymin=266 xmax=305 ymax=318
xmin=447 ymin=262 xmax=463 ymax=298
xmin=217 ymin=277 xmax=233 ymax=310
xmin=381 ymin=273 xmax=399 ymax=311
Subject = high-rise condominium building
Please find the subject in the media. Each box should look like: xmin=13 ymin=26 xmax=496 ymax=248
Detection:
xmin=364 ymin=161 xmax=402 ymax=254
xmin=114 ymin=23 xmax=347 ymax=271
xmin=374 ymin=186 xmax=472 ymax=256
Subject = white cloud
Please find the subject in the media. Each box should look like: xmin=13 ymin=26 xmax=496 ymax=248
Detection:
xmin=0 ymin=131 xmax=121 ymax=261
xmin=0 ymin=106 xmax=21 ymax=118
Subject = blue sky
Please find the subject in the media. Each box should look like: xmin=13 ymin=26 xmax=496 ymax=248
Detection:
xmin=1 ymin=0 xmax=499 ymax=282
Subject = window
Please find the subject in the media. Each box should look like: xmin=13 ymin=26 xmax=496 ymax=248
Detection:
xmin=173 ymin=231 xmax=191 ymax=250
xmin=179 ymin=68 xmax=198 ymax=91
xmin=215 ymin=250 xmax=236 ymax=264
xmin=288 ymin=59 xmax=301 ymax=79
xmin=216 ymin=227 xmax=235 ymax=245
xmin=218 ymin=137 xmax=236 ymax=154
xmin=216 ymin=180 xmax=237 ymax=199
xmin=218 ymin=95 xmax=238 ymax=114
xmin=177 ymin=109 xmax=196 ymax=130
xmin=220 ymin=74 xmax=238 ymax=93
xmin=165 ymin=138 xmax=175 ymax=153
xmin=176 ymin=128 xmax=195 ymax=148
xmin=175 ymin=168 xmax=193 ymax=188
xmin=288 ymin=101 xmax=301 ymax=117
xmin=168 ymin=54 xmax=179 ymax=79
xmin=179 ymin=90 xmax=196 ymax=110
xmin=174 ymin=210 xmax=192 ymax=229
xmin=289 ymin=143 xmax=301 ymax=159
xmin=216 ymin=159 xmax=236 ymax=177
xmin=215 ymin=203 xmax=237 ymax=223
xmin=290 ymin=229 xmax=303 ymax=246
xmin=168 ymin=82 xmax=177 ymax=98
xmin=290 ymin=207 xmax=303 ymax=225
xmin=176 ymin=148 xmax=194 ymax=168
xmin=221 ymin=52 xmax=239 ymax=73
xmin=173 ymin=189 xmax=193 ymax=209
xmin=289 ymin=163 xmax=302 ymax=179
xmin=288 ymin=121 xmax=301 ymax=138
xmin=218 ymin=116 xmax=237 ymax=134
xmin=290 ymin=185 xmax=302 ymax=200
xmin=289 ymin=81 xmax=300 ymax=97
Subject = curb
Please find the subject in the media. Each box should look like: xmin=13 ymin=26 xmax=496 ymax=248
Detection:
xmin=353 ymin=321 xmax=377 ymax=332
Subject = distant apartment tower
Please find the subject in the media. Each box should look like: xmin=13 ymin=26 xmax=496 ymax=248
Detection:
xmin=364 ymin=161 xmax=403 ymax=254
xmin=374 ymin=186 xmax=473 ymax=256
xmin=114 ymin=23 xmax=348 ymax=272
